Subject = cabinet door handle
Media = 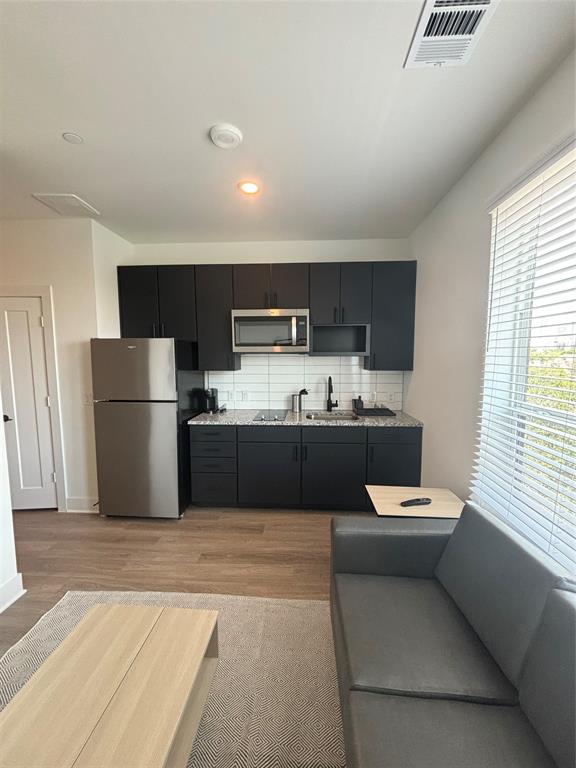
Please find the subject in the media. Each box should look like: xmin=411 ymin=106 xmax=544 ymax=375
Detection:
xmin=274 ymin=292 xmax=278 ymax=307
xmin=341 ymin=307 xmax=345 ymax=323
xmin=151 ymin=323 xmax=157 ymax=337
xmin=293 ymin=445 xmax=298 ymax=461
xmin=160 ymin=322 xmax=165 ymax=337
xmin=369 ymin=446 xmax=375 ymax=463
xmin=303 ymin=445 xmax=308 ymax=461
xmin=204 ymin=448 xmax=221 ymax=453
xmin=264 ymin=292 xmax=269 ymax=308
xmin=333 ymin=307 xmax=337 ymax=323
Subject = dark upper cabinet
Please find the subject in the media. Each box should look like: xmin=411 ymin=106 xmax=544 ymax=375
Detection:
xmin=301 ymin=442 xmax=367 ymax=508
xmin=238 ymin=442 xmax=301 ymax=506
xmin=118 ymin=265 xmax=196 ymax=340
xmin=233 ymin=264 xmax=309 ymax=309
xmin=366 ymin=261 xmax=416 ymax=371
xmin=118 ymin=266 xmax=160 ymax=338
xmin=196 ymin=265 xmax=240 ymax=371
xmin=233 ymin=264 xmax=271 ymax=309
xmin=310 ymin=263 xmax=340 ymax=324
xmin=270 ymin=263 xmax=309 ymax=308
xmin=309 ymin=262 xmax=372 ymax=324
xmin=157 ymin=265 xmax=197 ymax=340
xmin=340 ymin=262 xmax=372 ymax=324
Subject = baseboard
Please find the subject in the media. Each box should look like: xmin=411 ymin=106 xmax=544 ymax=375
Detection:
xmin=0 ymin=573 xmax=25 ymax=613
xmin=65 ymin=497 xmax=98 ymax=513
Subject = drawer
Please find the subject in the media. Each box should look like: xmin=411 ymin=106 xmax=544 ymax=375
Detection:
xmin=191 ymin=473 xmax=237 ymax=505
xmin=189 ymin=441 xmax=237 ymax=458
xmin=189 ymin=425 xmax=236 ymax=442
xmin=237 ymin=426 xmax=301 ymax=443
xmin=190 ymin=457 xmax=237 ymax=474
xmin=302 ymin=426 xmax=366 ymax=444
xmin=367 ymin=427 xmax=422 ymax=444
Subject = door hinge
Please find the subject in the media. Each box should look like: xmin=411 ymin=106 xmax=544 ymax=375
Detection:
xmin=39 ymin=316 xmax=45 ymax=328
xmin=46 ymin=395 xmax=51 ymax=408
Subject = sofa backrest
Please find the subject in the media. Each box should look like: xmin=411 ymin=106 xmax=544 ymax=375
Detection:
xmin=519 ymin=588 xmax=576 ymax=768
xmin=435 ymin=503 xmax=565 ymax=685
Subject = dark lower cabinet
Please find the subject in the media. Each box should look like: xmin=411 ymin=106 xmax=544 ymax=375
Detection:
xmin=367 ymin=443 xmax=421 ymax=486
xmin=367 ymin=427 xmax=422 ymax=487
xmin=301 ymin=442 xmax=367 ymax=509
xmin=196 ymin=265 xmax=239 ymax=371
xmin=190 ymin=473 xmax=237 ymax=505
xmin=238 ymin=442 xmax=301 ymax=506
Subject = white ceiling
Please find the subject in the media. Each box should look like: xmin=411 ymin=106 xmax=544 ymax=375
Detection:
xmin=0 ymin=1 xmax=574 ymax=243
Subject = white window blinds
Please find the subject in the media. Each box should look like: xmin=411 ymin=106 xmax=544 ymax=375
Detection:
xmin=471 ymin=146 xmax=576 ymax=572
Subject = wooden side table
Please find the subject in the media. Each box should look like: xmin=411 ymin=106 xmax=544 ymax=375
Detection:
xmin=366 ymin=485 xmax=464 ymax=519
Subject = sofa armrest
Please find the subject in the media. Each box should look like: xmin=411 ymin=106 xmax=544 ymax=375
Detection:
xmin=331 ymin=515 xmax=457 ymax=578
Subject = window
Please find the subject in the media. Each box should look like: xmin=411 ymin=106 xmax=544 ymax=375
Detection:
xmin=471 ymin=147 xmax=576 ymax=572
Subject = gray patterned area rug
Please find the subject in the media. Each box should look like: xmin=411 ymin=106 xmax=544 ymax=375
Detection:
xmin=0 ymin=591 xmax=345 ymax=768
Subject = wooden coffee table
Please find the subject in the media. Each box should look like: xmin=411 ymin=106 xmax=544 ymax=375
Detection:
xmin=366 ymin=485 xmax=464 ymax=519
xmin=0 ymin=604 xmax=218 ymax=768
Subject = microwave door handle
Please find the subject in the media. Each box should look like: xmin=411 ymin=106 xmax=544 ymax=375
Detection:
xmin=291 ymin=316 xmax=297 ymax=346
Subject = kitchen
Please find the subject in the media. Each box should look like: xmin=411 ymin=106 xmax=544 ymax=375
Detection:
xmin=91 ymin=260 xmax=422 ymax=518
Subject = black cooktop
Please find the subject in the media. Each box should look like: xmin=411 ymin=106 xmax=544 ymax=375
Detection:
xmin=253 ymin=409 xmax=288 ymax=422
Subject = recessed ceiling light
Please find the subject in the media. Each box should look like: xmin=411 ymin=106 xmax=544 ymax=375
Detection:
xmin=62 ymin=132 xmax=84 ymax=144
xmin=210 ymin=124 xmax=243 ymax=150
xmin=237 ymin=180 xmax=260 ymax=196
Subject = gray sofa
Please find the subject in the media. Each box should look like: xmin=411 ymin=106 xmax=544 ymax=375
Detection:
xmin=330 ymin=503 xmax=575 ymax=768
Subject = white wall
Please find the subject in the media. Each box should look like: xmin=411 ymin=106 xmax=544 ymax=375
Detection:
xmin=92 ymin=220 xmax=132 ymax=337
xmin=208 ymin=355 xmax=404 ymax=412
xmin=0 ymin=387 xmax=24 ymax=612
xmin=0 ymin=219 xmax=99 ymax=510
xmin=405 ymin=51 xmax=576 ymax=500
xmin=129 ymin=238 xmax=409 ymax=264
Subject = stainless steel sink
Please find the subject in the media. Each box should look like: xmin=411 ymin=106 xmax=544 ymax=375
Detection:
xmin=305 ymin=411 xmax=359 ymax=421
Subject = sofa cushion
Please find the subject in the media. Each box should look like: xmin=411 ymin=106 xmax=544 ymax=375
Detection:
xmin=333 ymin=573 xmax=517 ymax=704
xmin=520 ymin=588 xmax=576 ymax=768
xmin=436 ymin=503 xmax=565 ymax=685
xmin=347 ymin=692 xmax=556 ymax=768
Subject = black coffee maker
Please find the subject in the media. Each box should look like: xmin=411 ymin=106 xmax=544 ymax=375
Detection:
xmin=199 ymin=388 xmax=218 ymax=413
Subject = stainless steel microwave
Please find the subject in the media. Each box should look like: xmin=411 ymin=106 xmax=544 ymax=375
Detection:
xmin=231 ymin=309 xmax=310 ymax=353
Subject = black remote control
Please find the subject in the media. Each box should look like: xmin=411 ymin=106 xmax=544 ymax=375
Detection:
xmin=400 ymin=497 xmax=432 ymax=507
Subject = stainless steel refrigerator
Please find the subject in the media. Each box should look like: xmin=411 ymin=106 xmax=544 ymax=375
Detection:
xmin=91 ymin=338 xmax=203 ymax=518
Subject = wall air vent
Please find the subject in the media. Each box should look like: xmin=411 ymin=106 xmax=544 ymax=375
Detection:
xmin=31 ymin=193 xmax=100 ymax=217
xmin=404 ymin=0 xmax=498 ymax=68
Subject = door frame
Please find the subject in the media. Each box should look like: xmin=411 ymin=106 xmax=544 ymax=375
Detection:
xmin=0 ymin=285 xmax=67 ymax=511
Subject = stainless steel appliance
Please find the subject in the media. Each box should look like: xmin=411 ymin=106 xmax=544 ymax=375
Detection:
xmin=91 ymin=338 xmax=203 ymax=518
xmin=231 ymin=309 xmax=309 ymax=353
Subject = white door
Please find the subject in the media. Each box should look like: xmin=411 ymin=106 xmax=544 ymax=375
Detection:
xmin=0 ymin=297 xmax=57 ymax=509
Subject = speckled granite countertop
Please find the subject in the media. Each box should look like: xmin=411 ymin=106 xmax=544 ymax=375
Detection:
xmin=188 ymin=409 xmax=422 ymax=428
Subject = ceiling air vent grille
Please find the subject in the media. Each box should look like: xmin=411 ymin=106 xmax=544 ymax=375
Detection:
xmin=31 ymin=193 xmax=100 ymax=217
xmin=405 ymin=0 xmax=498 ymax=68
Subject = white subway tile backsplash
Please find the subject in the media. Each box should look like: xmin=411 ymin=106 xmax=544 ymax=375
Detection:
xmin=206 ymin=355 xmax=404 ymax=410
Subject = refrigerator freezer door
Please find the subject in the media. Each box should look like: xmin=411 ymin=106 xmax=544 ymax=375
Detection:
xmin=91 ymin=338 xmax=177 ymax=402
xmin=94 ymin=401 xmax=180 ymax=518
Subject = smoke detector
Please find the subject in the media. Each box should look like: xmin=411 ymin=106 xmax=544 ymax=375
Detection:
xmin=31 ymin=193 xmax=100 ymax=217
xmin=405 ymin=0 xmax=499 ymax=68
xmin=209 ymin=123 xmax=243 ymax=150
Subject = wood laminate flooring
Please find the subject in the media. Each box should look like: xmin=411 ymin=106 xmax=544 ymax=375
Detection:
xmin=0 ymin=508 xmax=335 ymax=656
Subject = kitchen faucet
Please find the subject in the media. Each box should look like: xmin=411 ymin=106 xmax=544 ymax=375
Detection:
xmin=327 ymin=376 xmax=338 ymax=412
